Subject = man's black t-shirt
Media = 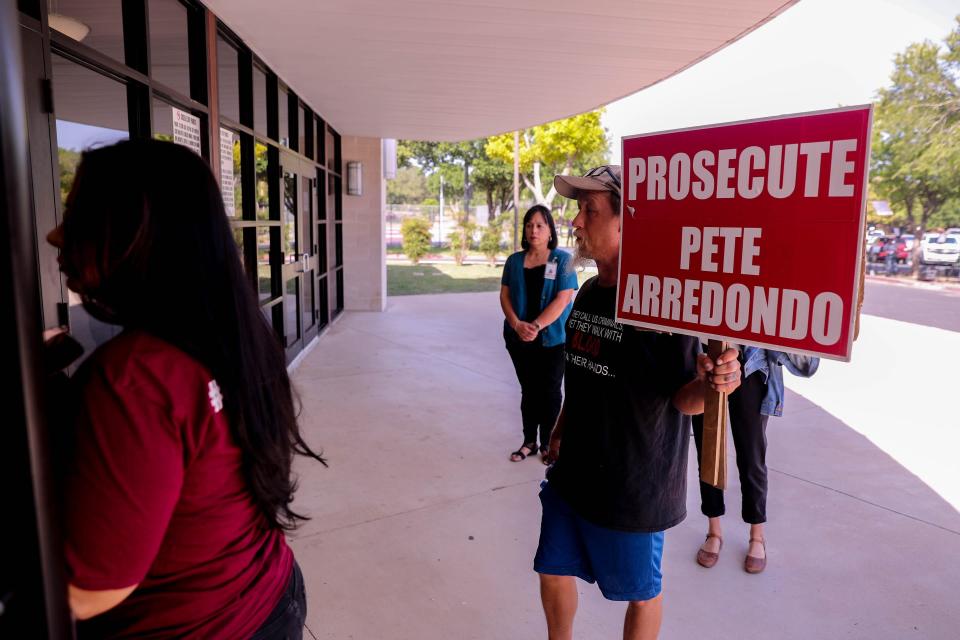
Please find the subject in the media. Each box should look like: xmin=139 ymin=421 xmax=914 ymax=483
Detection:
xmin=547 ymin=276 xmax=700 ymax=533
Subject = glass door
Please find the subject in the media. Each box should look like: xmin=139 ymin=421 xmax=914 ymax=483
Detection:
xmin=279 ymin=153 xmax=319 ymax=360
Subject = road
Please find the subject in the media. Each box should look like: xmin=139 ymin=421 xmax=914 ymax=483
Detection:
xmin=861 ymin=278 xmax=960 ymax=332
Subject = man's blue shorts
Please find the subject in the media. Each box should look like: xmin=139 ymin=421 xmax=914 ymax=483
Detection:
xmin=533 ymin=481 xmax=664 ymax=602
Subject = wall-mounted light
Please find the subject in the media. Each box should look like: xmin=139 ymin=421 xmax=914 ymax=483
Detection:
xmin=382 ymin=139 xmax=397 ymax=180
xmin=347 ymin=161 xmax=362 ymax=196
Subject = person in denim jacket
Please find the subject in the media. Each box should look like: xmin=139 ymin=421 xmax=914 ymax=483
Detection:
xmin=693 ymin=346 xmax=819 ymax=573
xmin=500 ymin=205 xmax=578 ymax=463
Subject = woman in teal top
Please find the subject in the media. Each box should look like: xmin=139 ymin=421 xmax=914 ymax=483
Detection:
xmin=500 ymin=205 xmax=578 ymax=463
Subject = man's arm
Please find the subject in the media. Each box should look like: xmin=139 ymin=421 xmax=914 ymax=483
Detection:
xmin=672 ymin=348 xmax=742 ymax=415
xmin=547 ymin=403 xmax=566 ymax=460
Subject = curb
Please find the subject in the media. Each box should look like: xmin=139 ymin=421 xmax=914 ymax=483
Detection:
xmin=865 ymin=273 xmax=960 ymax=293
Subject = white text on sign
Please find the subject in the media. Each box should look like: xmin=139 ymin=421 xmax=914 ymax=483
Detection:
xmin=621 ymin=225 xmax=844 ymax=346
xmin=626 ymin=139 xmax=858 ymax=201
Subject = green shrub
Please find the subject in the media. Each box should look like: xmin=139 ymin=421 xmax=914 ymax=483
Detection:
xmin=479 ymin=216 xmax=507 ymax=266
xmin=401 ymin=216 xmax=433 ymax=264
xmin=448 ymin=220 xmax=477 ymax=266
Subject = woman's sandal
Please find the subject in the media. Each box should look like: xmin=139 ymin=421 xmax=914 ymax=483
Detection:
xmin=510 ymin=442 xmax=538 ymax=462
xmin=744 ymin=537 xmax=766 ymax=574
xmin=696 ymin=533 xmax=723 ymax=568
xmin=539 ymin=446 xmax=555 ymax=466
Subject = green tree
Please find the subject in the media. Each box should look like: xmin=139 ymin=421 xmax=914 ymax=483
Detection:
xmin=387 ymin=165 xmax=429 ymax=204
xmin=58 ymin=147 xmax=81 ymax=206
xmin=485 ymin=109 xmax=609 ymax=207
xmin=401 ymin=216 xmax=432 ymax=264
xmin=871 ymin=16 xmax=960 ymax=266
xmin=471 ymin=153 xmax=514 ymax=221
xmin=399 ymin=139 xmax=514 ymax=224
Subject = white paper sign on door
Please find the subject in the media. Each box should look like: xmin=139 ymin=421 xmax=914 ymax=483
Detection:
xmin=220 ymin=128 xmax=236 ymax=217
xmin=172 ymin=107 xmax=202 ymax=156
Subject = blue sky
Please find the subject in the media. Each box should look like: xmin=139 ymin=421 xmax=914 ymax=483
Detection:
xmin=604 ymin=0 xmax=959 ymax=164
xmin=57 ymin=121 xmax=128 ymax=152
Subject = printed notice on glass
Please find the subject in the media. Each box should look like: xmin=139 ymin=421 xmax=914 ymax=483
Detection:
xmin=220 ymin=128 xmax=236 ymax=217
xmin=172 ymin=107 xmax=202 ymax=156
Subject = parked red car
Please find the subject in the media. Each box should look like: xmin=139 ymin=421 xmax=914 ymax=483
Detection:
xmin=871 ymin=236 xmax=909 ymax=262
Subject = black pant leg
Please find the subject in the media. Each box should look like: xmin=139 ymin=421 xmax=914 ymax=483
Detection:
xmin=506 ymin=341 xmax=539 ymax=445
xmin=727 ymin=371 xmax=769 ymax=524
xmin=691 ymin=413 xmax=726 ymax=518
xmin=250 ymin=561 xmax=306 ymax=640
xmin=537 ymin=345 xmax=565 ymax=446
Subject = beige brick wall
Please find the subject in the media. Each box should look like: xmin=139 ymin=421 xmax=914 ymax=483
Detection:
xmin=341 ymin=136 xmax=386 ymax=311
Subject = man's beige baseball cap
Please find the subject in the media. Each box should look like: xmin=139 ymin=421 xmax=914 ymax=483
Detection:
xmin=554 ymin=165 xmax=622 ymax=199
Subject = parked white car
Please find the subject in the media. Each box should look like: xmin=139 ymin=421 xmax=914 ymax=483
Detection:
xmin=921 ymin=234 xmax=960 ymax=265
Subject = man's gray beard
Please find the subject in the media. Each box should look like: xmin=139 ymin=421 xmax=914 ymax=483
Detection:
xmin=573 ymin=238 xmax=594 ymax=268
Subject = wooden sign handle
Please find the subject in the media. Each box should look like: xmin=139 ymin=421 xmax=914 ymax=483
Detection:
xmin=699 ymin=339 xmax=728 ymax=490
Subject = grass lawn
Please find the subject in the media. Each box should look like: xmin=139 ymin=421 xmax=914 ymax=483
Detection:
xmin=388 ymin=262 xmax=596 ymax=296
xmin=388 ymin=263 xmax=504 ymax=295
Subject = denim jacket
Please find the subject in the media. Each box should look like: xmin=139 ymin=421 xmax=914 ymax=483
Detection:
xmin=742 ymin=346 xmax=820 ymax=417
xmin=501 ymin=249 xmax=578 ymax=348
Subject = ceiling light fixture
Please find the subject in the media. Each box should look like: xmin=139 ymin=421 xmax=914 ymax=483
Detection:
xmin=48 ymin=12 xmax=91 ymax=41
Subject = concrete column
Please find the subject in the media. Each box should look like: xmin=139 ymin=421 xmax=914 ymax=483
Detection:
xmin=341 ymin=136 xmax=386 ymax=311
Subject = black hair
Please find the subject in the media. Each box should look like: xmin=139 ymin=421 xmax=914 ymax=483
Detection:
xmin=520 ymin=204 xmax=558 ymax=251
xmin=61 ymin=139 xmax=325 ymax=531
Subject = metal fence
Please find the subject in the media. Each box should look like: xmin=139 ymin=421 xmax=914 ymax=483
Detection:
xmin=386 ymin=203 xmax=494 ymax=249
xmin=385 ymin=203 xmax=579 ymax=251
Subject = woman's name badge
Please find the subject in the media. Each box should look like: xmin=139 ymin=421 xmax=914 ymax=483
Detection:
xmin=545 ymin=261 xmax=557 ymax=280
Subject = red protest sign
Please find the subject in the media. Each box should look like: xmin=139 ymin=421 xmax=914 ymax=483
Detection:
xmin=616 ymin=106 xmax=872 ymax=361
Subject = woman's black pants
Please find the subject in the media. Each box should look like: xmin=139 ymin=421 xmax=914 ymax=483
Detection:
xmin=692 ymin=369 xmax=769 ymax=524
xmin=505 ymin=340 xmax=564 ymax=447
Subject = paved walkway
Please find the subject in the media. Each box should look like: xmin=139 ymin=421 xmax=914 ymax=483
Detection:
xmin=288 ymin=292 xmax=960 ymax=639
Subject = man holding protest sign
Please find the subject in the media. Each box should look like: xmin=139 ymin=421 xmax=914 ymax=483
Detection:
xmin=534 ymin=165 xmax=742 ymax=640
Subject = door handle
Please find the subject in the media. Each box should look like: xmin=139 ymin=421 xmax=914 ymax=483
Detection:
xmin=295 ymin=253 xmax=310 ymax=273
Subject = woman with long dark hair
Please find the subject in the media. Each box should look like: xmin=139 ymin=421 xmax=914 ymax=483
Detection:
xmin=47 ymin=139 xmax=324 ymax=638
xmin=499 ymin=205 xmax=578 ymax=464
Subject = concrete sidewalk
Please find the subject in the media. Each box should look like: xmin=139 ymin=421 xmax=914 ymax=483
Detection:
xmin=288 ymin=292 xmax=960 ymax=639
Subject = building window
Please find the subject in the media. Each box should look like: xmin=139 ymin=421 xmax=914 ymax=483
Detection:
xmin=297 ymin=104 xmax=306 ymax=154
xmin=335 ymin=223 xmax=343 ymax=267
xmin=257 ymin=226 xmax=272 ymax=302
xmin=278 ymin=86 xmax=290 ymax=148
xmin=50 ymin=1 xmax=126 ymax=62
xmin=284 ymin=278 xmax=300 ymax=347
xmin=148 ymin=0 xmax=191 ymax=98
xmin=255 ymin=141 xmax=270 ymax=220
xmin=335 ymin=268 xmax=344 ymax=314
xmin=283 ymin=171 xmax=297 ymax=261
xmin=233 ymin=227 xmax=245 ymax=269
xmin=303 ymin=111 xmax=314 ymax=160
xmin=253 ymin=65 xmax=268 ymax=137
xmin=217 ymin=36 xmax=241 ymax=124
xmin=325 ymin=125 xmax=335 ymax=169
xmin=303 ymin=272 xmax=315 ymax=331
xmin=51 ymin=53 xmax=130 ymax=358
xmin=318 ymin=276 xmax=329 ymax=329
xmin=52 ymin=54 xmax=129 ymax=210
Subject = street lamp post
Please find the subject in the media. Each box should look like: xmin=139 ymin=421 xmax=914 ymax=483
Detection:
xmin=513 ymin=130 xmax=519 ymax=251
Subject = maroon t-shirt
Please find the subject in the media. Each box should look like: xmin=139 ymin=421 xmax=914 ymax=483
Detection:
xmin=65 ymin=330 xmax=293 ymax=638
